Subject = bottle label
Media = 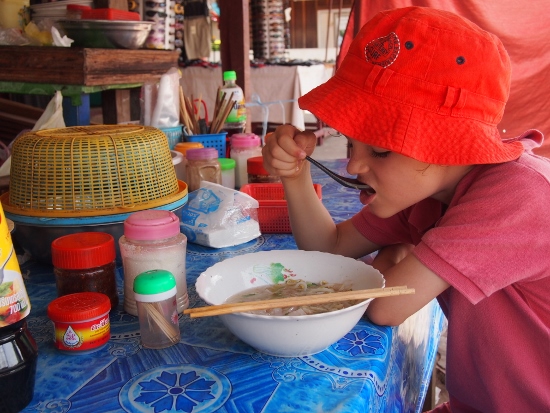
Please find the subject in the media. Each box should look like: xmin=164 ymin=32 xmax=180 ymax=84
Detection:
xmin=0 ymin=207 xmax=31 ymax=327
xmin=221 ymin=87 xmax=246 ymax=123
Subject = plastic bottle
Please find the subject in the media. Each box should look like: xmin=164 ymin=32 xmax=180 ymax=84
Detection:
xmin=220 ymin=70 xmax=246 ymax=136
xmin=230 ymin=133 xmax=262 ymax=189
xmin=173 ymin=141 xmax=204 ymax=183
xmin=51 ymin=232 xmax=119 ymax=310
xmin=119 ymin=210 xmax=188 ymax=315
xmin=218 ymin=157 xmax=236 ymax=189
xmin=185 ymin=147 xmax=222 ymax=192
xmin=134 ymin=269 xmax=180 ymax=349
xmin=0 ymin=203 xmax=37 ymax=413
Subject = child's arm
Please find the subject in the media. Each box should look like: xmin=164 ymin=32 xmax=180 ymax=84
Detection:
xmin=262 ymin=125 xmax=379 ymax=258
xmin=366 ymin=252 xmax=450 ymax=326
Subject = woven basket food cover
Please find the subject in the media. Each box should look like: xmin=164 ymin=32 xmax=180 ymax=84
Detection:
xmin=3 ymin=125 xmax=187 ymax=217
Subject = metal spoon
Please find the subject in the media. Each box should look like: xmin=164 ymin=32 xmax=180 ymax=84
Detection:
xmin=305 ymin=156 xmax=372 ymax=190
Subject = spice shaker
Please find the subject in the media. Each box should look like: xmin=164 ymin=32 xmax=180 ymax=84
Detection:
xmin=218 ymin=157 xmax=236 ymax=189
xmin=173 ymin=141 xmax=204 ymax=183
xmin=230 ymin=133 xmax=262 ymax=189
xmin=119 ymin=210 xmax=188 ymax=316
xmin=51 ymin=232 xmax=119 ymax=310
xmin=185 ymin=147 xmax=222 ymax=192
xmin=134 ymin=269 xmax=180 ymax=349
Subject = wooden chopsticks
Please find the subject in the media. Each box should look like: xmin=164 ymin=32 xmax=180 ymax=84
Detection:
xmin=178 ymin=85 xmax=238 ymax=135
xmin=184 ymin=286 xmax=415 ymax=318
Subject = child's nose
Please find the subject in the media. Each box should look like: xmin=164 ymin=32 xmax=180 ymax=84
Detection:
xmin=347 ymin=154 xmax=369 ymax=176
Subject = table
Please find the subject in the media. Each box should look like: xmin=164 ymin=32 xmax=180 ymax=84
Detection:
xmin=179 ymin=64 xmax=332 ymax=132
xmin=19 ymin=159 xmax=445 ymax=413
xmin=0 ymin=46 xmax=179 ymax=126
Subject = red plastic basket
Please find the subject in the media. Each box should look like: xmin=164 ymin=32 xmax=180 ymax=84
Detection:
xmin=240 ymin=183 xmax=322 ymax=233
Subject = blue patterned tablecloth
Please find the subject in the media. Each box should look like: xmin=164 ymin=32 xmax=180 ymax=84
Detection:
xmin=20 ymin=159 xmax=445 ymax=413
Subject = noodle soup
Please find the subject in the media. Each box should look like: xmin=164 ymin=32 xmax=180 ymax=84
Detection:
xmin=225 ymin=279 xmax=360 ymax=316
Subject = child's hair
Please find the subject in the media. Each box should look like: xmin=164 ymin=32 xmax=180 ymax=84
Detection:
xmin=299 ymin=6 xmax=523 ymax=165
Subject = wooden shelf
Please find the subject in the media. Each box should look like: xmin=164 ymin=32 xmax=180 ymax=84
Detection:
xmin=0 ymin=46 xmax=179 ymax=86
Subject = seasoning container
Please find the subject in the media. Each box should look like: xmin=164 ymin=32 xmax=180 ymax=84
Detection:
xmin=185 ymin=147 xmax=221 ymax=192
xmin=47 ymin=292 xmax=111 ymax=354
xmin=134 ymin=269 xmax=180 ymax=349
xmin=51 ymin=232 xmax=119 ymax=310
xmin=230 ymin=133 xmax=262 ymax=189
xmin=247 ymin=156 xmax=281 ymax=184
xmin=173 ymin=141 xmax=204 ymax=183
xmin=119 ymin=210 xmax=188 ymax=316
xmin=218 ymin=157 xmax=236 ymax=189
xmin=171 ymin=150 xmax=185 ymax=182
xmin=0 ymin=202 xmax=37 ymax=413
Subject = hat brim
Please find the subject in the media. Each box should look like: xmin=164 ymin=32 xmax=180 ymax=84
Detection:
xmin=299 ymin=75 xmax=524 ymax=165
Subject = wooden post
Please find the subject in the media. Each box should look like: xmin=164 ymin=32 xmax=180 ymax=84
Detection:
xmin=217 ymin=0 xmax=251 ymax=132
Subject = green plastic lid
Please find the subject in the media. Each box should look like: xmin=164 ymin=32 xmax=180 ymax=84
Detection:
xmin=223 ymin=70 xmax=237 ymax=81
xmin=218 ymin=157 xmax=236 ymax=171
xmin=133 ymin=269 xmax=176 ymax=295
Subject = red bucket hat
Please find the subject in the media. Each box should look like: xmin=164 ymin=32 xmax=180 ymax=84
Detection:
xmin=299 ymin=7 xmax=524 ymax=165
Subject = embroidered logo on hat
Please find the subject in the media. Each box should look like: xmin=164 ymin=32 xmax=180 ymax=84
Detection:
xmin=364 ymin=32 xmax=400 ymax=68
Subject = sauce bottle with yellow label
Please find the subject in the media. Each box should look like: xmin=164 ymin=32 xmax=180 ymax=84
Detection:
xmin=0 ymin=203 xmax=38 ymax=413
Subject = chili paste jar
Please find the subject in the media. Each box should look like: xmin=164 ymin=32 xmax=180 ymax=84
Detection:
xmin=51 ymin=232 xmax=119 ymax=310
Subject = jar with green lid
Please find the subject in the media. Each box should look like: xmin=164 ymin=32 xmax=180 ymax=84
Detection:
xmin=218 ymin=157 xmax=236 ymax=189
xmin=134 ymin=269 xmax=180 ymax=349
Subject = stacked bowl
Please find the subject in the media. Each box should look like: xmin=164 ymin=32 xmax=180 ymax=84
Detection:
xmin=1 ymin=125 xmax=188 ymax=263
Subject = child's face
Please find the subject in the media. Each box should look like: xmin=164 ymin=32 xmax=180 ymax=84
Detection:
xmin=346 ymin=138 xmax=460 ymax=218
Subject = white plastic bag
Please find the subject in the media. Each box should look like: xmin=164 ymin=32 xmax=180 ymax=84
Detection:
xmin=0 ymin=91 xmax=65 ymax=177
xmin=180 ymin=182 xmax=261 ymax=248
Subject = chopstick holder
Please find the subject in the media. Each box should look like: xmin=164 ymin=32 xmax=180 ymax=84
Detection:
xmin=184 ymin=286 xmax=415 ymax=318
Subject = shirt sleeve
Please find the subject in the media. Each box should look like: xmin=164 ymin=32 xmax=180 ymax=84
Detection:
xmin=414 ymin=157 xmax=550 ymax=304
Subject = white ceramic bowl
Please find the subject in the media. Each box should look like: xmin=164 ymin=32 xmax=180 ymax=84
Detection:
xmin=195 ymin=250 xmax=385 ymax=357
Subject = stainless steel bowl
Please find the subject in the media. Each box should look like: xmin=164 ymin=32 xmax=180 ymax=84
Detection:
xmin=58 ymin=19 xmax=153 ymax=49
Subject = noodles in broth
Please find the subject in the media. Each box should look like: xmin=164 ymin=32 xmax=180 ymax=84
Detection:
xmin=225 ymin=279 xmax=360 ymax=316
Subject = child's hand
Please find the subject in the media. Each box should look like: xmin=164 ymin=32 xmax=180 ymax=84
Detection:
xmin=261 ymin=125 xmax=317 ymax=179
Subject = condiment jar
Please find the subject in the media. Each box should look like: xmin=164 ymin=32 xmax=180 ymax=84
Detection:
xmin=47 ymin=292 xmax=111 ymax=354
xmin=185 ymin=147 xmax=221 ymax=192
xmin=173 ymin=141 xmax=204 ymax=183
xmin=218 ymin=157 xmax=236 ymax=189
xmin=230 ymin=133 xmax=262 ymax=189
xmin=51 ymin=232 xmax=119 ymax=310
xmin=134 ymin=269 xmax=180 ymax=349
xmin=247 ymin=156 xmax=281 ymax=184
xmin=119 ymin=210 xmax=188 ymax=316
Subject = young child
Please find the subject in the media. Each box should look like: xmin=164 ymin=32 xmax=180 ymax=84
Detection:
xmin=262 ymin=7 xmax=550 ymax=413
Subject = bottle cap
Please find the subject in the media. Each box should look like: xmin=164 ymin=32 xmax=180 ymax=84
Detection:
xmin=51 ymin=232 xmax=115 ymax=269
xmin=123 ymin=210 xmax=180 ymax=241
xmin=230 ymin=133 xmax=261 ymax=149
xmin=174 ymin=141 xmax=204 ymax=156
xmin=218 ymin=157 xmax=236 ymax=171
xmin=47 ymin=292 xmax=111 ymax=322
xmin=247 ymin=156 xmax=269 ymax=175
xmin=133 ymin=270 xmax=177 ymax=302
xmin=223 ymin=70 xmax=237 ymax=81
xmin=185 ymin=147 xmax=219 ymax=160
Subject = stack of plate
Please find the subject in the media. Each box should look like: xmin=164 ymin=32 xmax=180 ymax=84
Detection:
xmin=30 ymin=0 xmax=93 ymax=22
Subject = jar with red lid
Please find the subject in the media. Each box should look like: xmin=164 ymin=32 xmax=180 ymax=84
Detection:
xmin=247 ymin=156 xmax=281 ymax=184
xmin=51 ymin=232 xmax=119 ymax=310
xmin=47 ymin=292 xmax=111 ymax=354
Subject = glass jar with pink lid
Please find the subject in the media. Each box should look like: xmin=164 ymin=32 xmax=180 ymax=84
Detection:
xmin=119 ymin=210 xmax=188 ymax=316
xmin=230 ymin=133 xmax=262 ymax=189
